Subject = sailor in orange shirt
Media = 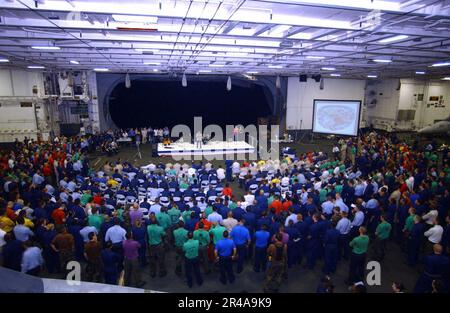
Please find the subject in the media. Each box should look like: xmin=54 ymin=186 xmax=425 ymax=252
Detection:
xmin=282 ymin=196 xmax=293 ymax=213
xmin=195 ymin=212 xmax=212 ymax=231
xmin=222 ymin=183 xmax=233 ymax=198
xmin=51 ymin=205 xmax=66 ymax=225
xmin=269 ymin=196 xmax=283 ymax=215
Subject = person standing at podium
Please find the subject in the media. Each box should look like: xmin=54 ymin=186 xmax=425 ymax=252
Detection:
xmin=195 ymin=131 xmax=203 ymax=149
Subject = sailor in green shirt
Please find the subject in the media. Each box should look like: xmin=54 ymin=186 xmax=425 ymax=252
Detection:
xmin=193 ymin=222 xmax=211 ymax=274
xmin=374 ymin=215 xmax=392 ymax=261
xmin=319 ymin=188 xmax=328 ymax=203
xmin=209 ymin=222 xmax=226 ymax=245
xmin=156 ymin=208 xmax=171 ymax=231
xmin=403 ymin=207 xmax=416 ymax=233
xmin=147 ymin=219 xmax=165 ymax=246
xmin=183 ymin=232 xmax=203 ymax=288
xmin=376 ymin=216 xmax=392 ymax=240
xmin=80 ymin=190 xmax=92 ymax=206
xmin=181 ymin=208 xmax=193 ymax=222
xmin=267 ymin=194 xmax=275 ymax=206
xmin=167 ymin=205 xmax=181 ymax=226
xmin=88 ymin=207 xmax=104 ymax=231
xmin=348 ymin=226 xmax=369 ymax=284
xmin=147 ymin=218 xmax=167 ymax=277
xmin=173 ymin=221 xmax=189 ymax=276
xmin=335 ymin=182 xmax=343 ymax=194
xmin=204 ymin=205 xmax=213 ymax=217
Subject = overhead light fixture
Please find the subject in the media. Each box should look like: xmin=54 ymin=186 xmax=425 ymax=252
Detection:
xmin=306 ymin=56 xmax=325 ymax=60
xmin=227 ymin=76 xmax=232 ymax=91
xmin=373 ymin=59 xmax=392 ymax=63
xmin=27 ymin=65 xmax=45 ymax=69
xmin=209 ymin=64 xmax=225 ymax=67
xmin=330 ymin=73 xmax=341 ymax=77
xmin=182 ymin=73 xmax=187 ymax=87
xmin=0 ymin=58 xmax=9 ymax=63
xmin=268 ymin=65 xmax=283 ymax=69
xmin=378 ymin=35 xmax=409 ymax=44
xmin=415 ymin=71 xmax=425 ymax=75
xmin=367 ymin=75 xmax=378 ymax=78
xmin=94 ymin=68 xmax=109 ymax=72
xmin=247 ymin=71 xmax=258 ymax=74
xmin=442 ymin=77 xmax=450 ymax=80
xmin=69 ymin=60 xmax=79 ymax=65
xmin=321 ymin=67 xmax=336 ymax=70
xmin=31 ymin=46 xmax=61 ymax=50
xmin=276 ymin=75 xmax=281 ymax=89
xmin=153 ymin=69 xmax=159 ymax=72
xmin=431 ymin=62 xmax=450 ymax=67
xmin=112 ymin=14 xmax=158 ymax=23
xmin=144 ymin=62 xmax=161 ymax=65
xmin=199 ymin=70 xmax=212 ymax=73
xmin=125 ymin=72 xmax=131 ymax=88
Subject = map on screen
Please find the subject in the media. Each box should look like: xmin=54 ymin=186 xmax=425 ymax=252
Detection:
xmin=312 ymin=100 xmax=361 ymax=136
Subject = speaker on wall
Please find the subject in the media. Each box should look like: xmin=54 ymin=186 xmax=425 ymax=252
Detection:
xmin=312 ymin=74 xmax=322 ymax=83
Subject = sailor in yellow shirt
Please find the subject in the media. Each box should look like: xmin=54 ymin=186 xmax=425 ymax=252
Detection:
xmin=0 ymin=215 xmax=15 ymax=233
xmin=271 ymin=177 xmax=281 ymax=185
xmin=107 ymin=178 xmax=119 ymax=188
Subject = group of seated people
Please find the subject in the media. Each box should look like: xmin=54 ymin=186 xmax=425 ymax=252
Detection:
xmin=0 ymin=130 xmax=449 ymax=293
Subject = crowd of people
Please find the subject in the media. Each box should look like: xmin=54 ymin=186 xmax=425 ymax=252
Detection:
xmin=0 ymin=130 xmax=449 ymax=293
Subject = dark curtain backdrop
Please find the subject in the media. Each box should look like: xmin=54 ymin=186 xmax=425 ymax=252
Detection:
xmin=108 ymin=79 xmax=271 ymax=129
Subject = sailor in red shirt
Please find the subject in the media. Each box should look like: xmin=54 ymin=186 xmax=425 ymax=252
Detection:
xmin=269 ymin=195 xmax=284 ymax=215
xmin=93 ymin=193 xmax=104 ymax=206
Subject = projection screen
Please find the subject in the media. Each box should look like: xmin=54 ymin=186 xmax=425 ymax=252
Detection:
xmin=312 ymin=99 xmax=362 ymax=136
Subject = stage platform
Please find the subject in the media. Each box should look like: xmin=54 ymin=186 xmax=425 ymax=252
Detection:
xmin=157 ymin=140 xmax=255 ymax=156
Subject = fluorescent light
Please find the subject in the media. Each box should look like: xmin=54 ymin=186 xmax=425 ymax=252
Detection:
xmin=31 ymin=46 xmax=61 ymax=50
xmin=27 ymin=65 xmax=45 ymax=69
xmin=415 ymin=71 xmax=425 ymax=75
xmin=209 ymin=64 xmax=225 ymax=67
xmin=112 ymin=14 xmax=158 ymax=23
xmin=330 ymin=73 xmax=341 ymax=77
xmin=378 ymin=35 xmax=409 ymax=44
xmin=228 ymin=28 xmax=256 ymax=36
xmin=321 ymin=67 xmax=336 ymax=70
xmin=199 ymin=70 xmax=212 ymax=73
xmin=247 ymin=71 xmax=258 ymax=74
xmin=69 ymin=60 xmax=79 ymax=65
xmin=0 ymin=58 xmax=9 ymax=63
xmin=135 ymin=49 xmax=159 ymax=53
xmin=442 ymin=77 xmax=450 ymax=80
xmin=306 ymin=56 xmax=325 ymax=59
xmin=259 ymin=25 xmax=292 ymax=37
xmin=280 ymin=0 xmax=400 ymax=11
xmin=226 ymin=52 xmax=248 ymax=57
xmin=367 ymin=75 xmax=378 ymax=78
xmin=144 ymin=62 xmax=161 ymax=65
xmin=268 ymin=65 xmax=283 ymax=69
xmin=152 ymin=69 xmax=159 ymax=72
xmin=373 ymin=59 xmax=392 ymax=63
xmin=94 ymin=68 xmax=109 ymax=72
xmin=431 ymin=62 xmax=450 ymax=67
